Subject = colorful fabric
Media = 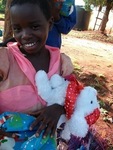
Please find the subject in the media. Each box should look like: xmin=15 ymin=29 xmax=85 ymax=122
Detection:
xmin=0 ymin=112 xmax=57 ymax=150
xmin=0 ymin=43 xmax=60 ymax=113
xmin=57 ymin=123 xmax=108 ymax=150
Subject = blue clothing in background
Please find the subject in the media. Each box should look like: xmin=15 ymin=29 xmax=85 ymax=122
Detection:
xmin=46 ymin=4 xmax=76 ymax=48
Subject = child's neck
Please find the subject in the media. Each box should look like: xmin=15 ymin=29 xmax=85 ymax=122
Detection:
xmin=23 ymin=48 xmax=50 ymax=73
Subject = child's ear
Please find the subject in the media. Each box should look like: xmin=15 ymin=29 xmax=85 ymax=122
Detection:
xmin=49 ymin=16 xmax=54 ymax=31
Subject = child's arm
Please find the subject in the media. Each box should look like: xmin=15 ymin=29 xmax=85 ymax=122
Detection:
xmin=53 ymin=3 xmax=76 ymax=34
xmin=60 ymin=53 xmax=74 ymax=77
xmin=29 ymin=104 xmax=65 ymax=138
xmin=0 ymin=48 xmax=10 ymax=82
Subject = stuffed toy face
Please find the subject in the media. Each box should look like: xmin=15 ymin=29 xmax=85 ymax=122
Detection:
xmin=75 ymin=86 xmax=100 ymax=116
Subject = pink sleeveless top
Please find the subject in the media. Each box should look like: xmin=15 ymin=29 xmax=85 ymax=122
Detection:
xmin=0 ymin=43 xmax=60 ymax=113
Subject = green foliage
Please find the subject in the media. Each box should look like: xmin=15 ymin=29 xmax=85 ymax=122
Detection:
xmin=83 ymin=0 xmax=113 ymax=11
xmin=84 ymin=0 xmax=105 ymax=6
xmin=2 ymin=0 xmax=6 ymax=5
xmin=0 ymin=0 xmax=6 ymax=13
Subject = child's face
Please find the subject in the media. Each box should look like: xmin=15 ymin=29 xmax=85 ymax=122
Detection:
xmin=10 ymin=3 xmax=53 ymax=54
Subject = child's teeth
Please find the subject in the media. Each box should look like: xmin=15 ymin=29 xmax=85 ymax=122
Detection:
xmin=25 ymin=43 xmax=35 ymax=47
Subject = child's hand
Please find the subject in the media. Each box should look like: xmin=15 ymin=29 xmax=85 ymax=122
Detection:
xmin=52 ymin=1 xmax=63 ymax=21
xmin=60 ymin=53 xmax=74 ymax=77
xmin=29 ymin=104 xmax=65 ymax=138
xmin=53 ymin=7 xmax=61 ymax=21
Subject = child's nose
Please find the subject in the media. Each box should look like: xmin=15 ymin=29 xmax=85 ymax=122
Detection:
xmin=22 ymin=29 xmax=32 ymax=39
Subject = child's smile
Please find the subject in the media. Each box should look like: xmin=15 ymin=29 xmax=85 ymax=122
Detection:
xmin=22 ymin=41 xmax=39 ymax=54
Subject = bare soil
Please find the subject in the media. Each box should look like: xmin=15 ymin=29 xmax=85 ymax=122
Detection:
xmin=61 ymin=30 xmax=113 ymax=149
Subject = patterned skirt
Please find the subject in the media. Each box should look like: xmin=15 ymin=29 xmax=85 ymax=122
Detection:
xmin=57 ymin=123 xmax=108 ymax=150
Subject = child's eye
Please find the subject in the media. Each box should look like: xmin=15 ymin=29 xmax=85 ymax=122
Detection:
xmin=13 ymin=27 xmax=21 ymax=32
xmin=32 ymin=25 xmax=40 ymax=30
xmin=0 ymin=76 xmax=3 ymax=81
xmin=0 ymin=72 xmax=3 ymax=82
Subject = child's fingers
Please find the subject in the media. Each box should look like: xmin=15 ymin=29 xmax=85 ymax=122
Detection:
xmin=35 ymin=120 xmax=50 ymax=137
xmin=29 ymin=115 xmax=42 ymax=130
xmin=42 ymin=122 xmax=55 ymax=138
xmin=35 ymin=124 xmax=47 ymax=137
xmin=50 ymin=126 xmax=56 ymax=138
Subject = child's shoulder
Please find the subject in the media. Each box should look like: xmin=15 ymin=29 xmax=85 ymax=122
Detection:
xmin=0 ymin=46 xmax=9 ymax=61
xmin=0 ymin=46 xmax=11 ymax=67
xmin=45 ymin=45 xmax=60 ymax=52
xmin=45 ymin=45 xmax=60 ymax=61
xmin=0 ymin=46 xmax=8 ymax=53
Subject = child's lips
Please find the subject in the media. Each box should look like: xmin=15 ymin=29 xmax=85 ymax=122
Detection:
xmin=22 ymin=42 xmax=38 ymax=53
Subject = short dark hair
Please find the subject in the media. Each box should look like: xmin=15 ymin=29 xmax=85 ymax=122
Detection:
xmin=10 ymin=0 xmax=53 ymax=20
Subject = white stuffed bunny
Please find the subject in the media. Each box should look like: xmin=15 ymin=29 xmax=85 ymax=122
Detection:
xmin=35 ymin=70 xmax=100 ymax=140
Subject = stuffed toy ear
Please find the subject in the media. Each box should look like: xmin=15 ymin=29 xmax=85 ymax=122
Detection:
xmin=50 ymin=74 xmax=65 ymax=88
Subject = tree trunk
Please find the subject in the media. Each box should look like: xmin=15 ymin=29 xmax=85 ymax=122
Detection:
xmin=100 ymin=2 xmax=112 ymax=33
xmin=3 ymin=0 xmax=13 ymax=42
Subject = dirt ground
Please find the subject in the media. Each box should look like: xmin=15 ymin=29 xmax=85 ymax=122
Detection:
xmin=61 ymin=30 xmax=113 ymax=149
xmin=61 ymin=30 xmax=113 ymax=100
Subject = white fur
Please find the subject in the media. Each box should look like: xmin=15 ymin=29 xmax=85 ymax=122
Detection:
xmin=35 ymin=70 xmax=100 ymax=140
xmin=62 ymin=86 xmax=99 ymax=139
xmin=35 ymin=70 xmax=69 ymax=106
xmin=0 ymin=137 xmax=15 ymax=150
